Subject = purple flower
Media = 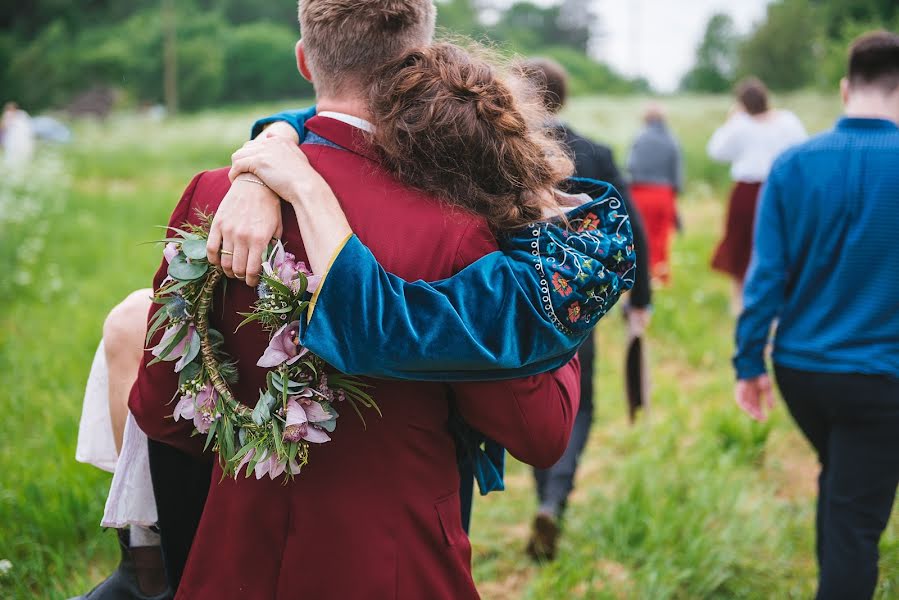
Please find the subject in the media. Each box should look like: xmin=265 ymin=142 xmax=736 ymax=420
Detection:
xmin=163 ymin=242 xmax=179 ymax=265
xmin=253 ymin=451 xmax=287 ymax=480
xmin=152 ymin=323 xmax=199 ymax=372
xmin=283 ymin=398 xmax=331 ymax=444
xmin=264 ymin=241 xmax=317 ymax=294
xmin=257 ymin=321 xmax=308 ymax=368
xmin=172 ymin=383 xmax=219 ymax=434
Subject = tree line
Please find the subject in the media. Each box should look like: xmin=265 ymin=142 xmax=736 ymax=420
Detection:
xmin=0 ymin=0 xmax=645 ymax=114
xmin=681 ymin=0 xmax=899 ymax=93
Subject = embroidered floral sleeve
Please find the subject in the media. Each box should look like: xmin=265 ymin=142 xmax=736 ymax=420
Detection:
xmin=507 ymin=178 xmax=636 ymax=335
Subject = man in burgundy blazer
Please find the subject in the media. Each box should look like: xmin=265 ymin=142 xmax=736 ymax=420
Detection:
xmin=130 ymin=113 xmax=580 ymax=597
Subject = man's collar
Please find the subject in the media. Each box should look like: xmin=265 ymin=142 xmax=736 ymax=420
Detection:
xmin=317 ymin=111 xmax=374 ymax=133
xmin=837 ymin=116 xmax=899 ymax=131
xmin=305 ymin=114 xmax=379 ymax=162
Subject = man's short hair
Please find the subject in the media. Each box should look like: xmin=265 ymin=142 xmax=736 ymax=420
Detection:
xmin=298 ymin=0 xmax=436 ymax=97
xmin=848 ymin=30 xmax=899 ymax=94
xmin=735 ymin=77 xmax=769 ymax=116
xmin=519 ymin=58 xmax=568 ymax=114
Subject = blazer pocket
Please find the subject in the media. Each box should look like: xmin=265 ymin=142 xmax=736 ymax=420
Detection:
xmin=434 ymin=491 xmax=465 ymax=547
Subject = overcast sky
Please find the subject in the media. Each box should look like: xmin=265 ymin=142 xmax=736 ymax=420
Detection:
xmin=595 ymin=0 xmax=772 ymax=91
xmin=483 ymin=0 xmax=773 ymax=92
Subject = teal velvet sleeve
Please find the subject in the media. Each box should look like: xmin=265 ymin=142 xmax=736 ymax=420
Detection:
xmin=301 ymin=178 xmax=635 ymax=381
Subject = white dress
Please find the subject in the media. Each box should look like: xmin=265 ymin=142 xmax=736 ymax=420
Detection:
xmin=76 ymin=340 xmax=158 ymax=527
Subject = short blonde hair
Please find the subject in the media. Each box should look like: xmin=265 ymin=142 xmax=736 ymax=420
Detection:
xmin=299 ymin=0 xmax=436 ymax=96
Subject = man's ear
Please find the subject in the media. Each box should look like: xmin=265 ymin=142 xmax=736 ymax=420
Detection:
xmin=840 ymin=77 xmax=850 ymax=106
xmin=296 ymin=40 xmax=313 ymax=83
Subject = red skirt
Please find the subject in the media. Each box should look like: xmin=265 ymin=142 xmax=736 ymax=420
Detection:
xmin=631 ymin=183 xmax=677 ymax=284
xmin=711 ymin=181 xmax=762 ymax=281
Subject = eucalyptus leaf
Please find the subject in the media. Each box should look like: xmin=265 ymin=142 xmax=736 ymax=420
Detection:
xmin=317 ymin=418 xmax=338 ymax=433
xmin=168 ymin=254 xmax=209 ymax=281
xmin=181 ymin=238 xmax=209 ymax=260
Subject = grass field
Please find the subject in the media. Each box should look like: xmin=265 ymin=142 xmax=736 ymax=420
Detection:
xmin=1 ymin=92 xmax=896 ymax=599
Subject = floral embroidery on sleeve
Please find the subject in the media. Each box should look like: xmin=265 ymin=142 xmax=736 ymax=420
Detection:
xmin=506 ymin=179 xmax=636 ymax=335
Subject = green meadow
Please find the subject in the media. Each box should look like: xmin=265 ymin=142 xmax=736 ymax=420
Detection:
xmin=1 ymin=93 xmax=896 ymax=599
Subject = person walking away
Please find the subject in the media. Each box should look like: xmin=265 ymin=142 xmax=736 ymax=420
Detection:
xmin=627 ymin=102 xmax=684 ymax=285
xmin=708 ymin=77 xmax=806 ymax=311
xmin=1 ymin=102 xmax=35 ymax=168
xmin=734 ymin=31 xmax=899 ymax=600
xmin=519 ymin=57 xmax=653 ymax=561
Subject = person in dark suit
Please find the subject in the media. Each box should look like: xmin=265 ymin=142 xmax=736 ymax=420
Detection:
xmin=519 ymin=58 xmax=653 ymax=561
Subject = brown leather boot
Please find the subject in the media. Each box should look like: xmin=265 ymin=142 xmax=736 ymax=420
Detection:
xmin=68 ymin=528 xmax=170 ymax=600
xmin=525 ymin=511 xmax=560 ymax=562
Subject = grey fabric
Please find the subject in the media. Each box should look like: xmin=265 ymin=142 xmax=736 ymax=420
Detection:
xmin=533 ymin=343 xmax=595 ymax=518
xmin=627 ymin=121 xmax=684 ymax=192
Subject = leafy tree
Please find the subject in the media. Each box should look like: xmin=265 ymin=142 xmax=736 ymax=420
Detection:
xmin=680 ymin=13 xmax=740 ymax=93
xmin=812 ymin=0 xmax=898 ymax=38
xmin=736 ymin=0 xmax=817 ymax=91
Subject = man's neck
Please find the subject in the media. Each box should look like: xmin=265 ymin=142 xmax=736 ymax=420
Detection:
xmin=315 ymin=96 xmax=372 ymax=123
xmin=844 ymin=91 xmax=899 ymax=125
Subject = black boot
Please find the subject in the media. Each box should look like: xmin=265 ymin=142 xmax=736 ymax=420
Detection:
xmin=69 ymin=528 xmax=171 ymax=600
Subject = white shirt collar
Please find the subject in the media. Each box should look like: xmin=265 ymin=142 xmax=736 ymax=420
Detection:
xmin=317 ymin=111 xmax=374 ymax=133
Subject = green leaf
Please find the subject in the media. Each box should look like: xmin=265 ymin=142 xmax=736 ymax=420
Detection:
xmin=181 ymin=238 xmax=209 ymax=260
xmin=317 ymin=418 xmax=338 ymax=433
xmin=251 ymin=391 xmax=276 ymax=426
xmin=165 ymin=226 xmax=200 ymax=240
xmin=261 ymin=274 xmax=294 ymax=297
xmin=203 ymin=422 xmax=217 ymax=451
xmin=168 ymin=254 xmax=209 ymax=281
xmin=145 ymin=306 xmax=173 ymax=345
xmin=178 ymin=361 xmax=202 ymax=387
xmin=155 ymin=323 xmax=190 ymax=362
xmin=158 ymin=277 xmax=195 ymax=296
xmin=235 ymin=312 xmax=264 ymax=331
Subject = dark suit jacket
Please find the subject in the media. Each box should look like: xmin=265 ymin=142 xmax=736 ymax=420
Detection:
xmin=556 ymin=123 xmax=652 ymax=401
xmin=130 ymin=116 xmax=581 ymax=599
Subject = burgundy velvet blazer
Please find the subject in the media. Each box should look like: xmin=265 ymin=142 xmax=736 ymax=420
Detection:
xmin=130 ymin=116 xmax=580 ymax=599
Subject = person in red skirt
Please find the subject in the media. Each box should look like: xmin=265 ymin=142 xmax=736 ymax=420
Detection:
xmin=708 ymin=77 xmax=807 ymax=310
xmin=627 ymin=103 xmax=684 ymax=285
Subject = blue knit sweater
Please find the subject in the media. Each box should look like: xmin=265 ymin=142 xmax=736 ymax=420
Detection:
xmin=735 ymin=117 xmax=899 ymax=380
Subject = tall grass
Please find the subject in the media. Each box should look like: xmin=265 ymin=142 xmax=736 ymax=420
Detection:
xmin=1 ymin=94 xmax=896 ymax=599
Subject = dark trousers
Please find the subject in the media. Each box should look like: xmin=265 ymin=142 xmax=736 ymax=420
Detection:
xmin=774 ymin=365 xmax=899 ymax=600
xmin=147 ymin=439 xmax=212 ymax=594
xmin=533 ymin=335 xmax=595 ymax=517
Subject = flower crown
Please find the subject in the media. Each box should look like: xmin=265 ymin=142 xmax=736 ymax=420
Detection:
xmin=148 ymin=214 xmax=378 ymax=481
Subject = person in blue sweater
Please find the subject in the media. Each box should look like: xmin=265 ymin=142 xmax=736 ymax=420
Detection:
xmin=734 ymin=31 xmax=899 ymax=600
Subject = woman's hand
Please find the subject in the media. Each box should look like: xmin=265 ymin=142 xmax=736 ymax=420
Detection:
xmin=229 ymin=136 xmax=322 ymax=205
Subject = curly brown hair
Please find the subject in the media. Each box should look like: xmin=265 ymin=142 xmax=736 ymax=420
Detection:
xmin=367 ymin=43 xmax=574 ymax=233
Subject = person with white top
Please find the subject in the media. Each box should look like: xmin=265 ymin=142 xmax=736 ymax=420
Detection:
xmin=1 ymin=101 xmax=36 ymax=168
xmin=707 ymin=77 xmax=807 ymax=308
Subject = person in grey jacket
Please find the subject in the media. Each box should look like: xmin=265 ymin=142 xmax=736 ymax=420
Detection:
xmin=627 ymin=104 xmax=684 ymax=284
